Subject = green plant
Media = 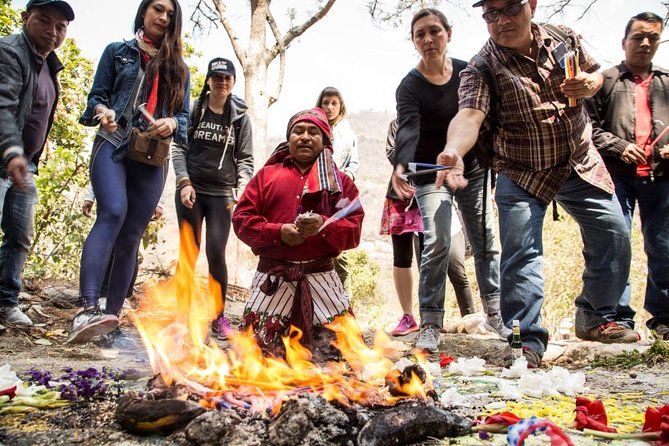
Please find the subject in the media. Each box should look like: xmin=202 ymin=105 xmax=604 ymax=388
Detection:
xmin=0 ymin=0 xmax=20 ymax=36
xmin=591 ymin=337 xmax=669 ymax=368
xmin=348 ymin=249 xmax=382 ymax=308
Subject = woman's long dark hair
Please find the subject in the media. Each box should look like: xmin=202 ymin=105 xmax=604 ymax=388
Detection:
xmin=133 ymin=0 xmax=188 ymax=115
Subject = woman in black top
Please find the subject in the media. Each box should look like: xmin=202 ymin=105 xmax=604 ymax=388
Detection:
xmin=392 ymin=8 xmax=507 ymax=352
xmin=172 ymin=57 xmax=253 ymax=339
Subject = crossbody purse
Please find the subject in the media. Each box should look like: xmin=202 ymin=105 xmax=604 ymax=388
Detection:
xmin=125 ymin=74 xmax=171 ymax=167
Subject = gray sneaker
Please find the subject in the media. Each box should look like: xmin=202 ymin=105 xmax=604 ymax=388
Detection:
xmin=485 ymin=313 xmax=512 ymax=340
xmin=0 ymin=305 xmax=33 ymax=326
xmin=66 ymin=306 xmax=119 ymax=345
xmin=415 ymin=324 xmax=440 ymax=353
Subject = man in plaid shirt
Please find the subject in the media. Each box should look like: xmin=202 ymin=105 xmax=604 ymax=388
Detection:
xmin=436 ymin=0 xmax=637 ymax=367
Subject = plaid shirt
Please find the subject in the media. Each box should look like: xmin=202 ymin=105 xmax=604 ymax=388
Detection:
xmin=459 ymin=24 xmax=614 ymax=203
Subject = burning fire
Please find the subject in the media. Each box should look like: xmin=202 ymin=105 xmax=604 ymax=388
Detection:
xmin=130 ymin=224 xmax=430 ymax=414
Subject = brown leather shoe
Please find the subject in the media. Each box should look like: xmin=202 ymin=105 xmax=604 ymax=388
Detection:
xmin=504 ymin=346 xmax=542 ymax=368
xmin=575 ymin=322 xmax=639 ymax=344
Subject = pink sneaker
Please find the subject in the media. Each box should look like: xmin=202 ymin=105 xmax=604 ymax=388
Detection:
xmin=391 ymin=314 xmax=419 ymax=336
xmin=212 ymin=314 xmax=233 ymax=340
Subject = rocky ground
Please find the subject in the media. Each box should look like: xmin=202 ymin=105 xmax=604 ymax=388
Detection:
xmin=0 ymin=284 xmax=667 ymax=446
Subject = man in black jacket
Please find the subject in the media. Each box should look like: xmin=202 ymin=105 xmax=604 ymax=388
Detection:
xmin=0 ymin=0 xmax=74 ymax=327
xmin=586 ymin=11 xmax=669 ymax=339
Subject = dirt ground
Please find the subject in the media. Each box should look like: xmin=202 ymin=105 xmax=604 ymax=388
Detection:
xmin=1 ymin=284 xmax=668 ymax=446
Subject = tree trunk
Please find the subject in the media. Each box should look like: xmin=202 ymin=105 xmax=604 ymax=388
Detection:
xmin=244 ymin=63 xmax=270 ymax=171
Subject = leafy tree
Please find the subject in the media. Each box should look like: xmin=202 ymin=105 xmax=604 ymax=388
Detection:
xmin=184 ymin=32 xmax=206 ymax=100
xmin=0 ymin=0 xmax=20 ymax=35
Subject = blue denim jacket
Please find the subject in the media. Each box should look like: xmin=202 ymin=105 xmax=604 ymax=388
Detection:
xmin=79 ymin=39 xmax=190 ymax=158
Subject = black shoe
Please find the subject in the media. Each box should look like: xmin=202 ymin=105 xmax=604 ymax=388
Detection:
xmin=653 ymin=323 xmax=669 ymax=341
xmin=66 ymin=306 xmax=118 ymax=345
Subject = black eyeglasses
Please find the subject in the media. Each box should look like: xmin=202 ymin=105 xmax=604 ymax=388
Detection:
xmin=482 ymin=0 xmax=529 ymax=24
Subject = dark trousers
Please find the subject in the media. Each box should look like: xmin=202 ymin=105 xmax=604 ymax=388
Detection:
xmin=79 ymin=139 xmax=166 ymax=315
xmin=175 ymin=191 xmax=233 ymax=307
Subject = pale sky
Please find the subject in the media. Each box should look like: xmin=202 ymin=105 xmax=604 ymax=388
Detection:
xmin=13 ymin=0 xmax=669 ymax=137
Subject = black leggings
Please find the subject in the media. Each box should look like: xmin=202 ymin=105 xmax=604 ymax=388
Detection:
xmin=175 ymin=192 xmax=233 ymax=305
xmin=391 ymin=231 xmax=474 ymax=317
xmin=391 ymin=232 xmax=424 ymax=269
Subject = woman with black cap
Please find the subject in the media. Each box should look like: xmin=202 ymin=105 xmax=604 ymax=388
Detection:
xmin=172 ymin=57 xmax=253 ymax=340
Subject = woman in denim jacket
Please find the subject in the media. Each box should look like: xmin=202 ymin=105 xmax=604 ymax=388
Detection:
xmin=67 ymin=0 xmax=190 ymax=345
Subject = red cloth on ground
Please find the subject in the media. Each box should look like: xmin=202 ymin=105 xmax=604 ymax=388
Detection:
xmin=643 ymin=404 xmax=669 ymax=445
xmin=574 ymin=397 xmax=617 ymax=433
xmin=232 ymin=157 xmax=363 ymax=261
xmin=482 ymin=412 xmax=522 ymax=426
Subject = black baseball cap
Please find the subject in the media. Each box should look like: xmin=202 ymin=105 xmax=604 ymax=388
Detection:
xmin=206 ymin=58 xmax=236 ymax=78
xmin=472 ymin=0 xmax=487 ymax=6
xmin=26 ymin=0 xmax=75 ymax=21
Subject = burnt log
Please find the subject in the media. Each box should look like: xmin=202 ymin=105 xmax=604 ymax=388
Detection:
xmin=357 ymin=405 xmax=471 ymax=446
xmin=185 ymin=410 xmax=243 ymax=445
xmin=268 ymin=396 xmax=352 ymax=446
xmin=115 ymin=395 xmax=206 ymax=435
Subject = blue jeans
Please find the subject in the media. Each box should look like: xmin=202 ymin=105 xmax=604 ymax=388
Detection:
xmin=79 ymin=139 xmax=166 ymax=315
xmin=495 ymin=172 xmax=631 ymax=355
xmin=0 ymin=163 xmax=38 ymax=307
xmin=613 ymin=176 xmax=669 ymax=330
xmin=455 ymin=166 xmax=501 ymax=302
xmin=415 ymin=183 xmax=453 ymax=328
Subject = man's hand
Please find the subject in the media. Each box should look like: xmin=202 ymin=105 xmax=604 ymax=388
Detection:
xmin=81 ymin=200 xmax=94 ymax=217
xmin=296 ymin=214 xmax=324 ymax=237
xmin=152 ymin=205 xmax=164 ymax=220
xmin=391 ymin=165 xmax=416 ymax=200
xmin=180 ymin=185 xmax=196 ymax=209
xmin=621 ymin=143 xmax=647 ymax=164
xmin=148 ymin=118 xmax=177 ymax=139
xmin=95 ymin=105 xmax=117 ymax=133
xmin=659 ymin=144 xmax=669 ymax=160
xmin=560 ymin=72 xmax=600 ymax=99
xmin=6 ymin=156 xmax=28 ymax=191
xmin=280 ymin=224 xmax=307 ymax=246
xmin=435 ymin=148 xmax=468 ymax=190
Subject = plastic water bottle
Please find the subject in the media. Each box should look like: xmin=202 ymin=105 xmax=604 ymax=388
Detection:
xmin=511 ymin=320 xmax=523 ymax=361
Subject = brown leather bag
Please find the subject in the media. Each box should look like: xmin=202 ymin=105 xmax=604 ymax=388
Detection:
xmin=126 ymin=128 xmax=171 ymax=166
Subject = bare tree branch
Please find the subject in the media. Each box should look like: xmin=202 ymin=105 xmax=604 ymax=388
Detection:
xmin=190 ymin=0 xmax=219 ymax=34
xmin=268 ymin=0 xmax=337 ymax=61
xmin=266 ymin=9 xmax=286 ymax=106
xmin=210 ymin=0 xmax=247 ymax=66
xmin=543 ymin=0 xmax=600 ymax=22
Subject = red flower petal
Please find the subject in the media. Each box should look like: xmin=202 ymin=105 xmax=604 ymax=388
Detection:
xmin=643 ymin=405 xmax=669 ymax=432
xmin=439 ymin=353 xmax=455 ymax=368
xmin=0 ymin=385 xmax=17 ymax=399
xmin=483 ymin=411 xmax=522 ymax=426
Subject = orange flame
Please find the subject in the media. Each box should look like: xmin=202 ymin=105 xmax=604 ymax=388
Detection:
xmin=130 ymin=223 xmax=429 ymax=413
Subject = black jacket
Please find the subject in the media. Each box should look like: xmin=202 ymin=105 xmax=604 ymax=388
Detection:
xmin=586 ymin=62 xmax=669 ymax=178
xmin=171 ymin=94 xmax=254 ymax=196
xmin=0 ymin=30 xmax=63 ymax=173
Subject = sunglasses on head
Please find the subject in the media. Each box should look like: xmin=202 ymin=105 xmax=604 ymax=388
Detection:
xmin=482 ymin=0 xmax=529 ymax=24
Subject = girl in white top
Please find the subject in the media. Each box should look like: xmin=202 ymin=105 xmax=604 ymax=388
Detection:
xmin=316 ymin=87 xmax=359 ymax=180
xmin=315 ymin=86 xmax=359 ymax=293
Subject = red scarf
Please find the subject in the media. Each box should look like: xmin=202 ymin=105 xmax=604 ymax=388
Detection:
xmin=138 ymin=31 xmax=160 ymax=116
